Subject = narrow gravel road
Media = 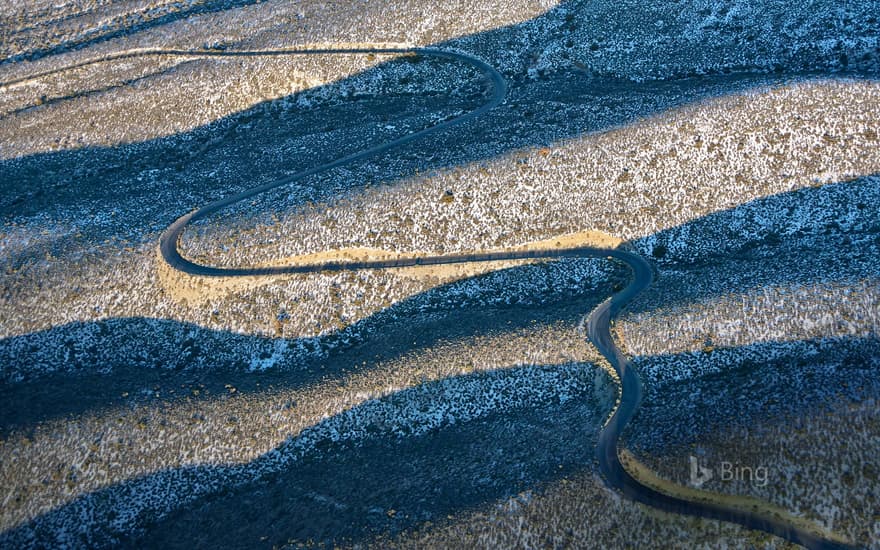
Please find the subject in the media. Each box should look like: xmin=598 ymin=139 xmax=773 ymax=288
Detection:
xmin=6 ymin=46 xmax=859 ymax=549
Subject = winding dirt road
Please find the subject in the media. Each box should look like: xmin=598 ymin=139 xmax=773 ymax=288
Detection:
xmin=4 ymin=46 xmax=859 ymax=549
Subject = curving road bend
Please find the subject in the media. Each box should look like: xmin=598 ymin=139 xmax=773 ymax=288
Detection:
xmin=589 ymin=253 xmax=858 ymax=550
xmin=8 ymin=47 xmax=859 ymax=549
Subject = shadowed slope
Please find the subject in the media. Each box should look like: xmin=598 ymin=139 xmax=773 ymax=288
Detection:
xmin=1 ymin=336 xmax=875 ymax=548
xmin=0 ymin=3 xmax=876 ymax=548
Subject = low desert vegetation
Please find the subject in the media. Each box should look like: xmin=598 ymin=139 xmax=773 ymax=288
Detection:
xmin=1 ymin=0 xmax=878 ymax=547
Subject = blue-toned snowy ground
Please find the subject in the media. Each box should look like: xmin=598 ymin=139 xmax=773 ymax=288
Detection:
xmin=1 ymin=0 xmax=879 ymax=547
